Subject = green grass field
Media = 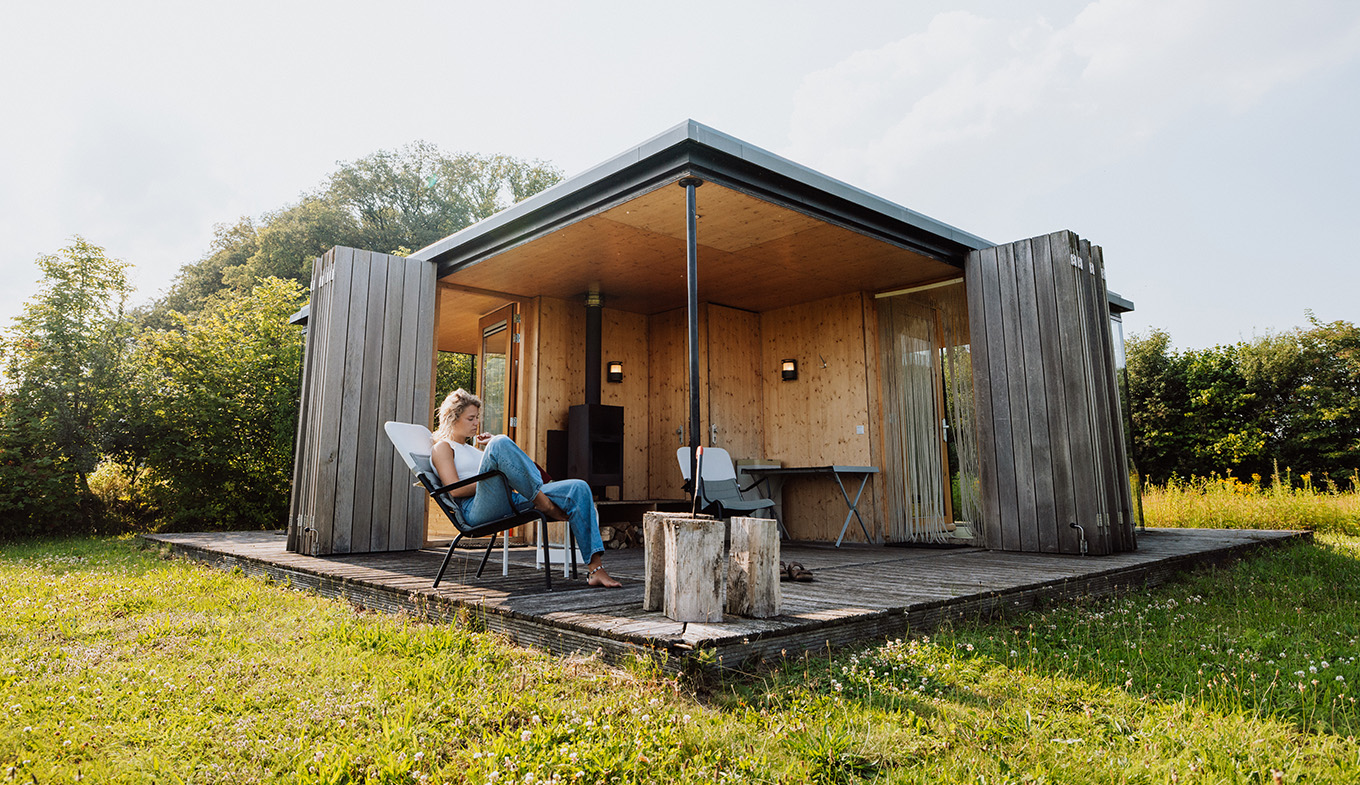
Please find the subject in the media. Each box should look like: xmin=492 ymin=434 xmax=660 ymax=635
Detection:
xmin=4 ymin=482 xmax=1359 ymax=783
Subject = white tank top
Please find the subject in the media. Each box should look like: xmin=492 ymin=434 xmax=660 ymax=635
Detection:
xmin=444 ymin=440 xmax=483 ymax=483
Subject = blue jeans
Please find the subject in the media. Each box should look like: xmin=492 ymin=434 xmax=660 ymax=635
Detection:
xmin=457 ymin=435 xmax=604 ymax=563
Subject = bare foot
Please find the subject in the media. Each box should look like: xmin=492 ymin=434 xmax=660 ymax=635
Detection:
xmin=587 ymin=566 xmax=622 ymax=588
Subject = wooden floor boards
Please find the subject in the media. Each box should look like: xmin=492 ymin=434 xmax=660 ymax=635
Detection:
xmin=146 ymin=527 xmax=1308 ymax=672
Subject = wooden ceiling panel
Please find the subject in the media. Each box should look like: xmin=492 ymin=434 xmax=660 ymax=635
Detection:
xmin=437 ymin=182 xmax=962 ymax=317
xmin=435 ymin=287 xmax=514 ymax=354
xmin=604 ymin=183 xmax=824 ymax=253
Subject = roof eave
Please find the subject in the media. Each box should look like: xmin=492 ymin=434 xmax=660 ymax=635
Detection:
xmin=413 ymin=120 xmax=993 ymax=279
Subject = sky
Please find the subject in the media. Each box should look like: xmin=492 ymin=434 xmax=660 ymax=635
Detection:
xmin=1 ymin=0 xmax=1357 ymax=351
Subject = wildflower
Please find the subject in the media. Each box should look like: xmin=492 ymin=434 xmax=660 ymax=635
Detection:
xmin=1337 ymin=676 xmax=1346 ymax=683
xmin=521 ymin=730 xmax=532 ymax=742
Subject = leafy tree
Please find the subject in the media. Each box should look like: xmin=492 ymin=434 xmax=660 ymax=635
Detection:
xmin=135 ymin=278 xmax=307 ymax=530
xmin=435 ymin=352 xmax=476 ymax=406
xmin=0 ymin=238 xmax=133 ymax=535
xmin=151 ymin=142 xmax=563 ymax=322
xmin=144 ymin=218 xmax=260 ymax=327
xmin=1127 ymin=319 xmax=1360 ymax=486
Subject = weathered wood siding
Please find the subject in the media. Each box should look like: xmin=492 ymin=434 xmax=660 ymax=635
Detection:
xmin=965 ymin=231 xmax=1134 ymax=555
xmin=287 ymin=247 xmax=437 ymax=555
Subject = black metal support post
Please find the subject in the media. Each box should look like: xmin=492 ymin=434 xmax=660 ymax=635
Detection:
xmin=679 ymin=176 xmax=703 ymax=488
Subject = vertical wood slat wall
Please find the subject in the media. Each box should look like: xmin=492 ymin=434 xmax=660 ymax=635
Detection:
xmin=287 ymin=247 xmax=437 ymax=555
xmin=965 ymin=231 xmax=1135 ymax=555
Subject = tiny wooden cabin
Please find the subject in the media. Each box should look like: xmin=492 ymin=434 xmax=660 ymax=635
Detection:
xmin=288 ymin=121 xmax=1136 ymax=559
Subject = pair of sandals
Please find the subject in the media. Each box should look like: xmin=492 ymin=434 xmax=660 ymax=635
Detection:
xmin=780 ymin=561 xmax=814 ymax=582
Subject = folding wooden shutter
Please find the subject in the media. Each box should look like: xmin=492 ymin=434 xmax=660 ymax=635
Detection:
xmin=965 ymin=231 xmax=1134 ymax=555
xmin=287 ymin=247 xmax=437 ymax=555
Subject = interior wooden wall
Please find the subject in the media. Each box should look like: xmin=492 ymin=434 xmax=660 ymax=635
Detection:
xmin=647 ymin=307 xmax=705 ymax=499
xmin=760 ymin=292 xmax=880 ymax=542
xmin=646 ymin=304 xmax=767 ymax=499
xmin=601 ymin=308 xmax=650 ymax=498
xmin=706 ymin=305 xmax=765 ymax=462
xmin=530 ymin=296 xmax=651 ymax=499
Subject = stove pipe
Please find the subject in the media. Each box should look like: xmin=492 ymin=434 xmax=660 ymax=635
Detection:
xmin=584 ymin=289 xmax=602 ymax=405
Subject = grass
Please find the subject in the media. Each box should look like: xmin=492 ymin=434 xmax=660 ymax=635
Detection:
xmin=3 ymin=518 xmax=1358 ymax=781
xmin=1141 ymin=468 xmax=1360 ymax=535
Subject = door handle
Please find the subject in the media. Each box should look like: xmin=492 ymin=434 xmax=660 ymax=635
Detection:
xmin=710 ymin=423 xmax=719 ymax=445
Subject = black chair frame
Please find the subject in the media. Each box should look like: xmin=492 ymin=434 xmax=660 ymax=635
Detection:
xmin=418 ymin=469 xmax=577 ymax=590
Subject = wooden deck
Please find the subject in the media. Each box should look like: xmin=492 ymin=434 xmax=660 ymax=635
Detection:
xmin=146 ymin=527 xmax=1308 ymax=672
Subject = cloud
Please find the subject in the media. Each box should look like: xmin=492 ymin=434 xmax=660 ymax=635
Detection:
xmin=786 ymin=0 xmax=1360 ymax=200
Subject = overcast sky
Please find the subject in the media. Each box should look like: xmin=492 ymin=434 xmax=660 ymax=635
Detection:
xmin=2 ymin=0 xmax=1356 ymax=350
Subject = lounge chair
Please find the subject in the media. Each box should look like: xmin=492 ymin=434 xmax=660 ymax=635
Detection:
xmin=676 ymin=446 xmax=778 ymax=523
xmin=385 ymin=421 xmax=571 ymax=590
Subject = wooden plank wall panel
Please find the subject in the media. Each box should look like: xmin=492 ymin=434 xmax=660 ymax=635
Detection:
xmin=533 ymin=296 xmax=581 ymax=455
xmin=977 ymin=246 xmax=1015 ymax=552
xmin=1031 ymin=234 xmax=1081 ymax=555
xmin=393 ymin=257 xmax=425 ymax=550
xmin=352 ymin=255 xmax=389 ymax=553
xmin=374 ymin=257 xmax=407 ymax=552
xmin=965 ymin=231 xmax=1135 ymax=555
xmin=601 ymin=308 xmax=650 ymax=498
xmin=408 ymin=256 xmax=437 ymax=548
xmin=1051 ymin=232 xmax=1101 ymax=554
xmin=331 ymin=250 xmax=372 ymax=554
xmin=761 ymin=293 xmax=876 ymax=542
xmin=1012 ymin=240 xmax=1058 ymax=553
xmin=287 ymin=256 xmax=324 ymax=553
xmin=647 ymin=307 xmax=704 ymax=499
xmin=313 ymin=247 xmax=354 ymax=555
xmin=1092 ymin=245 xmax=1135 ymax=550
xmin=963 ymin=253 xmax=998 ymax=551
xmin=705 ymin=305 xmax=764 ymax=463
xmin=996 ymin=243 xmax=1036 ymax=552
xmin=288 ymin=248 xmax=437 ymax=556
xmin=1077 ymin=238 xmax=1111 ymax=554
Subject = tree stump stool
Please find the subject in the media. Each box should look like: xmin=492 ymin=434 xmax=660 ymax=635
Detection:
xmin=661 ymin=516 xmax=725 ymax=623
xmin=642 ymin=510 xmax=711 ymax=612
xmin=726 ymin=516 xmax=780 ymax=618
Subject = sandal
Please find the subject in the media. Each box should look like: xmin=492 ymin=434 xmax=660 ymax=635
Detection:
xmin=787 ymin=561 xmax=815 ymax=582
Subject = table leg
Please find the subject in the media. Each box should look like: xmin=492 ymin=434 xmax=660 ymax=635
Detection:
xmin=745 ymin=473 xmax=789 ymax=539
xmin=834 ymin=472 xmax=875 ymax=547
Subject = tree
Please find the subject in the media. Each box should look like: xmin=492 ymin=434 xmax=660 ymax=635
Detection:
xmin=1127 ymin=319 xmax=1360 ymax=487
xmin=152 ymin=142 xmax=563 ymax=320
xmin=135 ymin=278 xmax=308 ymax=530
xmin=0 ymin=238 xmax=133 ymax=535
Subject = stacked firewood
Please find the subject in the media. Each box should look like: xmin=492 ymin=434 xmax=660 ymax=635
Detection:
xmin=599 ymin=521 xmax=644 ymax=549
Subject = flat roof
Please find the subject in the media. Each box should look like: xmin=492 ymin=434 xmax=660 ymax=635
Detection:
xmin=413 ymin=120 xmax=993 ymax=274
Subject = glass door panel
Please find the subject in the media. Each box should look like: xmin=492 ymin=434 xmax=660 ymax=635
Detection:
xmin=477 ymin=303 xmax=518 ymax=440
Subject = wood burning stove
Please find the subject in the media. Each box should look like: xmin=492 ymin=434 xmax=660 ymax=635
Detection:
xmin=566 ymin=289 xmax=623 ymax=496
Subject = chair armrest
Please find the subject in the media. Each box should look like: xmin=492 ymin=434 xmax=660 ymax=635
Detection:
xmin=428 ymin=470 xmax=523 ymax=511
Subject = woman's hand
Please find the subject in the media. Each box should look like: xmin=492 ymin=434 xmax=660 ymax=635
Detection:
xmin=474 ymin=432 xmax=493 ymax=449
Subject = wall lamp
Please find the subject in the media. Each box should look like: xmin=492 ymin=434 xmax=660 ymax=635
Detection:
xmin=606 ymin=360 xmax=624 ymax=383
xmin=781 ymin=359 xmax=798 ymax=381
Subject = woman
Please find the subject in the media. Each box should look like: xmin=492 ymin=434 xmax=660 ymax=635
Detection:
xmin=431 ymin=389 xmax=621 ymax=588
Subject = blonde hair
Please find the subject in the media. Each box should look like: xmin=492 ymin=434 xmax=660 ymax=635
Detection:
xmin=433 ymin=389 xmax=482 ymax=444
